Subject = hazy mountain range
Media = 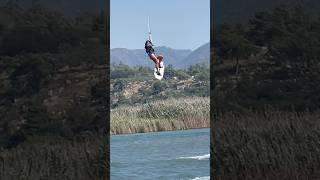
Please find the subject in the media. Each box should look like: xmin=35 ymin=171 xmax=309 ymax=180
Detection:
xmin=110 ymin=42 xmax=210 ymax=69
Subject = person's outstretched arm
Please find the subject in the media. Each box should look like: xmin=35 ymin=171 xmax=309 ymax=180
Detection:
xmin=148 ymin=32 xmax=153 ymax=45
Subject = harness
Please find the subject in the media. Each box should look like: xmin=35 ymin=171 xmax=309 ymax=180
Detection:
xmin=145 ymin=40 xmax=154 ymax=54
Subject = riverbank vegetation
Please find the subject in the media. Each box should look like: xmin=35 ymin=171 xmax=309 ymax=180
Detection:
xmin=213 ymin=109 xmax=320 ymax=179
xmin=111 ymin=97 xmax=209 ymax=134
xmin=0 ymin=133 xmax=108 ymax=180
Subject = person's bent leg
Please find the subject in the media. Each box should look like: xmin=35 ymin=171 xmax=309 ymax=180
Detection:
xmin=150 ymin=54 xmax=160 ymax=73
xmin=157 ymin=55 xmax=163 ymax=68
xmin=156 ymin=55 xmax=163 ymax=62
xmin=156 ymin=55 xmax=163 ymax=68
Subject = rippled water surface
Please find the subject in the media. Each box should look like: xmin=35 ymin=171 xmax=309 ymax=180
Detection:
xmin=111 ymin=128 xmax=210 ymax=180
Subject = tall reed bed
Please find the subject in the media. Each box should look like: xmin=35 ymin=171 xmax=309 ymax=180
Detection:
xmin=111 ymin=97 xmax=210 ymax=134
xmin=212 ymin=109 xmax=320 ymax=179
xmin=0 ymin=133 xmax=108 ymax=180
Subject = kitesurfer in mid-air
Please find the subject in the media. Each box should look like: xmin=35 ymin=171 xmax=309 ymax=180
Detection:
xmin=145 ymin=33 xmax=163 ymax=75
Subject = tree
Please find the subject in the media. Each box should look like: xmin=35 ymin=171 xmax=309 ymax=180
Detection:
xmin=31 ymin=0 xmax=42 ymax=10
xmin=152 ymin=81 xmax=166 ymax=95
xmin=261 ymin=5 xmax=320 ymax=67
xmin=9 ymin=55 xmax=54 ymax=97
xmin=5 ymin=0 xmax=20 ymax=10
xmin=113 ymin=80 xmax=125 ymax=92
xmin=164 ymin=64 xmax=174 ymax=79
xmin=215 ymin=25 xmax=257 ymax=74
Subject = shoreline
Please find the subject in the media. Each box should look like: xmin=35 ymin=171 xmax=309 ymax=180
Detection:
xmin=111 ymin=127 xmax=210 ymax=136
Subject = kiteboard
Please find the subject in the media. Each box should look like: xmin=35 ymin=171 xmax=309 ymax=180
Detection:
xmin=154 ymin=61 xmax=165 ymax=80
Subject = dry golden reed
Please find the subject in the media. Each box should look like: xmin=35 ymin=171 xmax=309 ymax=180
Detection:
xmin=0 ymin=133 xmax=108 ymax=180
xmin=111 ymin=97 xmax=210 ymax=134
xmin=213 ymin=108 xmax=320 ymax=179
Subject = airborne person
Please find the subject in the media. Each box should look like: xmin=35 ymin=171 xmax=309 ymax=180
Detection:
xmin=145 ymin=17 xmax=163 ymax=76
xmin=145 ymin=34 xmax=163 ymax=75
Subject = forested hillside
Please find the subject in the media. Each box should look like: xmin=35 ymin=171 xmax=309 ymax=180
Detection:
xmin=110 ymin=63 xmax=209 ymax=108
xmin=213 ymin=4 xmax=320 ymax=112
xmin=213 ymin=0 xmax=320 ymax=24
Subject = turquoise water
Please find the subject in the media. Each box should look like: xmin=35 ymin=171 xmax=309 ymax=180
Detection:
xmin=111 ymin=128 xmax=210 ymax=180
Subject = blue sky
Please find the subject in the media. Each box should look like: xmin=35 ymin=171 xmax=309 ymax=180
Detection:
xmin=110 ymin=0 xmax=210 ymax=50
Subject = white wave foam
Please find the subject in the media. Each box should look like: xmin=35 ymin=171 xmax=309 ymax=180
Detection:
xmin=178 ymin=154 xmax=210 ymax=160
xmin=190 ymin=176 xmax=210 ymax=180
